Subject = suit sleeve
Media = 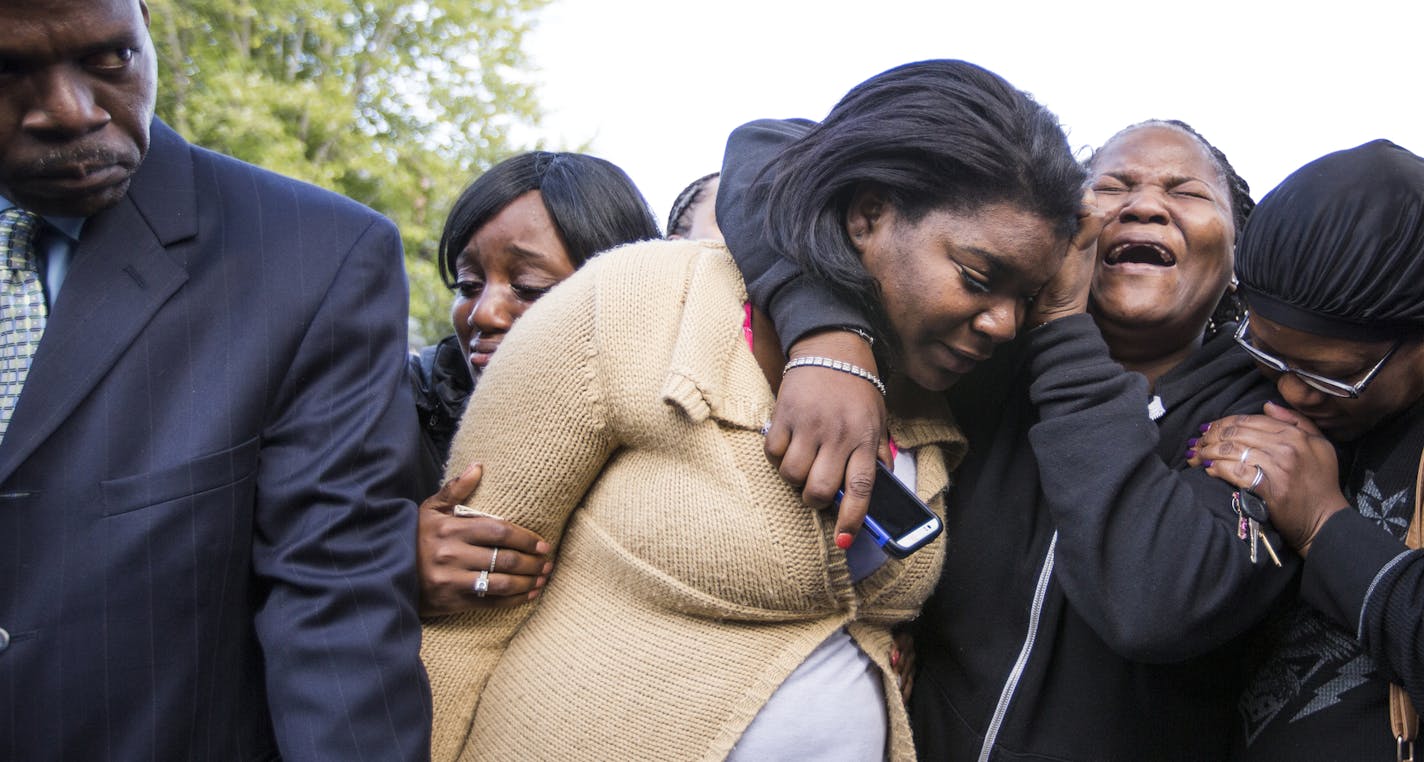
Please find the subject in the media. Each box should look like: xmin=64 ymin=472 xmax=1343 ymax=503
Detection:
xmin=250 ymin=215 xmax=431 ymax=761
xmin=1025 ymin=314 xmax=1299 ymax=662
xmin=717 ymin=118 xmax=872 ymax=352
xmin=1303 ymin=509 xmax=1424 ymax=703
xmin=418 ymin=260 xmax=617 ymax=762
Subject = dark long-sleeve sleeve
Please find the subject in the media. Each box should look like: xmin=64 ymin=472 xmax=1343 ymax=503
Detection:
xmin=716 ymin=118 xmax=871 ymax=352
xmin=1304 ymin=509 xmax=1424 ymax=704
xmin=253 ymin=215 xmax=430 ymax=760
xmin=1025 ymin=314 xmax=1298 ymax=662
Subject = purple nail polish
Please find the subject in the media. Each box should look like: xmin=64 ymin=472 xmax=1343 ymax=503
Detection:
xmin=1186 ymin=449 xmax=1197 ymax=459
xmin=1199 ymin=423 xmax=1211 ymax=433
xmin=1203 ymin=459 xmax=1214 ymax=468
xmin=1188 ymin=438 xmax=1200 ymax=448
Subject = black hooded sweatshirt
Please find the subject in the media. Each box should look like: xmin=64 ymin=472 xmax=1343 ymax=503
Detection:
xmin=913 ymin=315 xmax=1288 ymax=761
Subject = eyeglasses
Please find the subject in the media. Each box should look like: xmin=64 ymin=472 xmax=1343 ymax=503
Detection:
xmin=1233 ymin=316 xmax=1399 ymax=399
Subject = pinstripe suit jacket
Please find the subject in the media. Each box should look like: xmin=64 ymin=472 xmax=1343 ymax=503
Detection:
xmin=0 ymin=120 xmax=430 ymax=760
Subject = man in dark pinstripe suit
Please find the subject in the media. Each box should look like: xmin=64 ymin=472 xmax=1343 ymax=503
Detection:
xmin=0 ymin=1 xmax=430 ymax=758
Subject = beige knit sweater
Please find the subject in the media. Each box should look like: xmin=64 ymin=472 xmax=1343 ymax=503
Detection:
xmin=421 ymin=241 xmax=966 ymax=762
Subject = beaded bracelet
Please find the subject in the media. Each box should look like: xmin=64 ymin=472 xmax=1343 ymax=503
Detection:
xmin=783 ymin=355 xmax=887 ymax=396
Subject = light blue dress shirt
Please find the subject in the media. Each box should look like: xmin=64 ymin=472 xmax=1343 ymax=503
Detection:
xmin=0 ymin=196 xmax=85 ymax=304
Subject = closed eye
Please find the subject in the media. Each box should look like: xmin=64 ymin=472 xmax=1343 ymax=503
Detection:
xmin=512 ymin=283 xmax=554 ymax=301
xmin=1091 ymin=176 xmax=1129 ymax=195
xmin=958 ymin=264 xmax=990 ymax=295
xmin=1168 ymin=180 xmax=1216 ymax=201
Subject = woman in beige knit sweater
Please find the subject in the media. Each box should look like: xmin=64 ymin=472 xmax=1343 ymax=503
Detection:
xmin=421 ymin=60 xmax=1089 ymax=761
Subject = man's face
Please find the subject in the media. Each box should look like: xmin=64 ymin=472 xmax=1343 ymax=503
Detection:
xmin=0 ymin=0 xmax=156 ymax=217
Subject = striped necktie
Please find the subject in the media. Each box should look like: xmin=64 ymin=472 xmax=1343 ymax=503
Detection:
xmin=0 ymin=207 xmax=46 ymax=441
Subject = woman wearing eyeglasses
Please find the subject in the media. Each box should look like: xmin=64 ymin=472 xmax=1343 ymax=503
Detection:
xmin=1189 ymin=140 xmax=1424 ymax=759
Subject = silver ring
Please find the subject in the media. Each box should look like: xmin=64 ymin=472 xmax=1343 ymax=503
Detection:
xmin=1239 ymin=447 xmax=1251 ymax=464
xmin=473 ymin=570 xmax=490 ymax=597
xmin=488 ymin=547 xmax=499 ymax=574
xmin=1249 ymin=465 xmax=1265 ymax=492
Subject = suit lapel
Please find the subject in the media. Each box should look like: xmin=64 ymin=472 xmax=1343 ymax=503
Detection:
xmin=0 ymin=120 xmax=196 ymax=483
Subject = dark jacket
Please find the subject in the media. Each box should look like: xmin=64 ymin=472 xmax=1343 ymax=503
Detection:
xmin=407 ymin=334 xmax=475 ymax=498
xmin=1235 ymin=402 xmax=1424 ymax=759
xmin=0 ymin=120 xmax=430 ymax=761
xmin=913 ymin=317 xmax=1289 ymax=761
xmin=715 ymin=118 xmax=872 ymax=354
xmin=718 ymin=118 xmax=1294 ymax=761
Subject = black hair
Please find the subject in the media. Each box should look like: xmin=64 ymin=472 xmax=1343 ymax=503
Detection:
xmin=666 ymin=172 xmax=720 ymax=238
xmin=438 ymin=151 xmax=662 ymax=288
xmin=1236 ymin=139 xmax=1424 ymax=342
xmin=758 ymin=60 xmax=1085 ymax=362
xmin=1087 ymin=119 xmax=1256 ymax=339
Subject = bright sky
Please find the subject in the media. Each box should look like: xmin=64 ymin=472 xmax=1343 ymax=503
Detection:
xmin=523 ymin=0 xmax=1423 ymax=229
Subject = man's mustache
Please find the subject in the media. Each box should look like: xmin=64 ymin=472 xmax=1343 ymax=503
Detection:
xmin=20 ymin=144 xmax=136 ymax=176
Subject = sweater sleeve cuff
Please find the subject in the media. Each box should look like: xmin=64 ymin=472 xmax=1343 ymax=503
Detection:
xmin=765 ymin=268 xmax=872 ymax=354
xmin=1301 ymin=508 xmax=1409 ymax=634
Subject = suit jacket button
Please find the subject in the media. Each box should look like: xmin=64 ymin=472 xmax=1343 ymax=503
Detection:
xmin=0 ymin=627 xmax=9 ymax=652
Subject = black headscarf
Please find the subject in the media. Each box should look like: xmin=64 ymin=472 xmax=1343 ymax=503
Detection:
xmin=1236 ymin=139 xmax=1424 ymax=341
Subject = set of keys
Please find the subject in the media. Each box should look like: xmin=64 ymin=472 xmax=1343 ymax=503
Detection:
xmin=1233 ymin=488 xmax=1282 ymax=567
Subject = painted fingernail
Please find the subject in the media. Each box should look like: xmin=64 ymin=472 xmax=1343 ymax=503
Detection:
xmin=1186 ymin=449 xmax=1196 ymax=459
xmin=535 ymin=575 xmax=547 ymax=588
xmin=835 ymin=532 xmax=854 ymax=550
xmin=1188 ymin=438 xmax=1200 ymax=448
xmin=1204 ymin=459 xmax=1214 ymax=468
xmin=536 ymin=541 xmax=551 ymax=554
xmin=891 ymin=649 xmax=901 ymax=667
xmin=542 ymin=561 xmax=554 ymax=575
xmin=1199 ymin=423 xmax=1211 ymax=432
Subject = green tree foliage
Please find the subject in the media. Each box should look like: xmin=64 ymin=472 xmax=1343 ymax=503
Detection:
xmin=149 ymin=0 xmax=551 ymax=346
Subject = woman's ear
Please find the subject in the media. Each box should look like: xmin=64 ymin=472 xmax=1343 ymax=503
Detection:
xmin=845 ymin=187 xmax=888 ymax=253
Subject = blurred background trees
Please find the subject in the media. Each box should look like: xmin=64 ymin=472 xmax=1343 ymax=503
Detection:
xmin=149 ymin=0 xmax=551 ymax=346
